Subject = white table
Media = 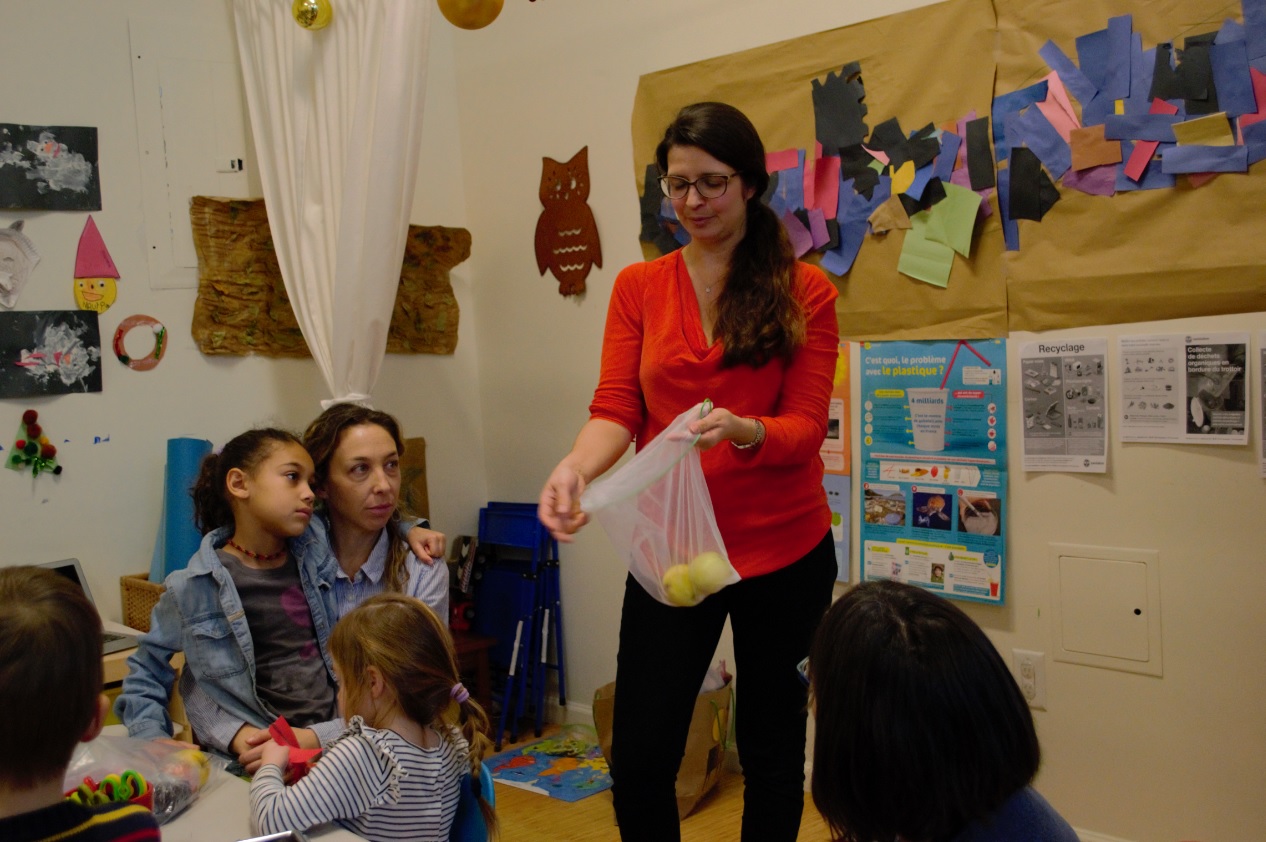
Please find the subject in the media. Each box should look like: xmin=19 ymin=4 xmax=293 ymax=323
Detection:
xmin=160 ymin=773 xmax=360 ymax=842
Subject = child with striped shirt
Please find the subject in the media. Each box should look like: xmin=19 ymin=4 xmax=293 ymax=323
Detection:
xmin=250 ymin=593 xmax=495 ymax=841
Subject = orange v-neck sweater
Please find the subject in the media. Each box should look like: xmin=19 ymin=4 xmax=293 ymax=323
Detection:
xmin=589 ymin=250 xmax=839 ymax=578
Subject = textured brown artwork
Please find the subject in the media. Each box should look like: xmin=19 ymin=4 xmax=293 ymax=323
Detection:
xmin=190 ymin=196 xmax=468 ymax=356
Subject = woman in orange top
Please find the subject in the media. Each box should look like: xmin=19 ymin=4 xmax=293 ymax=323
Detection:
xmin=539 ymin=102 xmax=839 ymax=842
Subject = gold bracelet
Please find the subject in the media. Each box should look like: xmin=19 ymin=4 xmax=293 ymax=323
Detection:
xmin=732 ymin=418 xmax=765 ymax=450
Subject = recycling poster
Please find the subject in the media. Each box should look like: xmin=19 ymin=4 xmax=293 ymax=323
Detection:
xmin=858 ymin=339 xmax=1008 ymax=604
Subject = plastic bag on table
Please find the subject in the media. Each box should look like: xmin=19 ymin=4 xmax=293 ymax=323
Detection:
xmin=580 ymin=401 xmax=738 ymax=606
xmin=64 ymin=734 xmax=228 ymax=824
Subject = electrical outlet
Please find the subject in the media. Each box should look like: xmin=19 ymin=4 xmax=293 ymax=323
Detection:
xmin=1011 ymin=648 xmax=1047 ymax=710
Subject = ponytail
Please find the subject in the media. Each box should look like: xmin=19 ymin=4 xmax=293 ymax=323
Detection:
xmin=190 ymin=428 xmax=302 ymax=533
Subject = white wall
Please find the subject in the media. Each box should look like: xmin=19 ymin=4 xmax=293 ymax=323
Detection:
xmin=4 ymin=1 xmax=1265 ymax=839
xmin=0 ymin=0 xmax=488 ymax=623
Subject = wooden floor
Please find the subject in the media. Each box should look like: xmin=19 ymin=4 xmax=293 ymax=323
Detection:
xmin=490 ymin=727 xmax=833 ymax=841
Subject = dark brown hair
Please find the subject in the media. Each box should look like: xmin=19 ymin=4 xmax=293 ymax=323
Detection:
xmin=331 ymin=594 xmax=496 ymax=833
xmin=303 ymin=404 xmax=409 ymax=592
xmin=655 ymin=101 xmax=804 ymax=368
xmin=810 ymin=580 xmax=1040 ymax=841
xmin=0 ymin=566 xmax=103 ymax=786
xmin=190 ymin=428 xmax=303 ymax=533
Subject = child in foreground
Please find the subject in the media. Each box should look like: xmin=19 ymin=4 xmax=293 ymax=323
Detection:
xmin=809 ymin=579 xmax=1078 ymax=842
xmin=250 ymin=593 xmax=496 ymax=842
xmin=0 ymin=566 xmax=160 ymax=842
xmin=116 ymin=428 xmax=342 ymax=754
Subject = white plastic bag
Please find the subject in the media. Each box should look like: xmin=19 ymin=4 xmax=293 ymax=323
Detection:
xmin=581 ymin=401 xmax=739 ymax=606
xmin=64 ymin=734 xmax=227 ymax=824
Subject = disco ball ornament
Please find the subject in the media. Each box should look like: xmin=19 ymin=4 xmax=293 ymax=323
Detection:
xmin=437 ymin=0 xmax=504 ymax=30
xmin=293 ymin=0 xmax=333 ymax=30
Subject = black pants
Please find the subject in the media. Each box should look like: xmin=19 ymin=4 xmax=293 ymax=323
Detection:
xmin=609 ymin=530 xmax=837 ymax=842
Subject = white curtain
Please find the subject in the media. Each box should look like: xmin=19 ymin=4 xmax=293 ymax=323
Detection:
xmin=233 ymin=0 xmax=431 ymax=406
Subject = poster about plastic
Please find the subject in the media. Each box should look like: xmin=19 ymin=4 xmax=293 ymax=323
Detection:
xmin=820 ymin=342 xmax=852 ymax=581
xmin=1118 ymin=333 xmax=1248 ymax=445
xmin=858 ymin=339 xmax=1008 ymax=604
xmin=1018 ymin=338 xmax=1108 ymax=473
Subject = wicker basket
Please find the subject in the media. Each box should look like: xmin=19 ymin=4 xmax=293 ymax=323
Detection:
xmin=120 ymin=573 xmax=165 ymax=633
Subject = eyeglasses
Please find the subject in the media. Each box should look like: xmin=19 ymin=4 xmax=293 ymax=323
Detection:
xmin=797 ymin=656 xmax=810 ymax=687
xmin=658 ymin=172 xmax=738 ymax=200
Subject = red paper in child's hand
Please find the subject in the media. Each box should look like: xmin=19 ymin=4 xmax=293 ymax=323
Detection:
xmin=268 ymin=716 xmax=322 ymax=783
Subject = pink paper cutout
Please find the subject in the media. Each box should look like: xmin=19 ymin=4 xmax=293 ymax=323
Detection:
xmin=766 ymin=148 xmax=800 ymax=172
xmin=75 ymin=216 xmax=119 ymax=279
xmin=1123 ymin=98 xmax=1180 ymax=182
xmin=1035 ymin=71 xmax=1081 ymax=143
xmin=814 ymin=156 xmax=841 ymax=218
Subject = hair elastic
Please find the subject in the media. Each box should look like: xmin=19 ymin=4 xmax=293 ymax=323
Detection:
xmin=450 ymin=682 xmax=470 ymax=704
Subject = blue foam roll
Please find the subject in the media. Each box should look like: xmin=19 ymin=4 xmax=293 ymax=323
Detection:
xmin=149 ymin=437 xmax=212 ymax=582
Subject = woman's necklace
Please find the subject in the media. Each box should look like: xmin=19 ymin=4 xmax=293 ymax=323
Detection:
xmin=227 ymin=539 xmax=286 ymax=562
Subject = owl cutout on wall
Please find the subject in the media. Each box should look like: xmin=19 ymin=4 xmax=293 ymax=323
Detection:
xmin=535 ymin=146 xmax=601 ymax=296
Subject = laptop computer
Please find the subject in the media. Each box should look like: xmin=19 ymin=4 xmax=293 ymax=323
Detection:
xmin=36 ymin=558 xmax=139 ymax=655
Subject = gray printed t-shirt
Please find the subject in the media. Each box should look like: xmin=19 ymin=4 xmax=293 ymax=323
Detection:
xmin=217 ymin=549 xmax=337 ymax=726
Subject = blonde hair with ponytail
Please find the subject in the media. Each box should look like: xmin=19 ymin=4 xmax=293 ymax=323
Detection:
xmin=330 ymin=593 xmax=496 ymax=834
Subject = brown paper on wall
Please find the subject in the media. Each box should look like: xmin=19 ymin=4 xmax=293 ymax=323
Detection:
xmin=995 ymin=0 xmax=1266 ymax=332
xmin=634 ymin=0 xmax=1266 ymax=339
xmin=632 ymin=0 xmax=1002 ymax=341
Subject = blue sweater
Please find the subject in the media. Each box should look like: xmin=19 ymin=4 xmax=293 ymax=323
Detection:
xmin=952 ymin=786 xmax=1079 ymax=842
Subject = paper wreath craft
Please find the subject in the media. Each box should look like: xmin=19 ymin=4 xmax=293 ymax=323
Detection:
xmin=113 ymin=314 xmax=167 ymax=371
xmin=0 ymin=220 xmax=41 ymax=310
xmin=534 ymin=146 xmax=602 ymax=297
xmin=74 ymin=216 xmax=120 ymax=313
xmin=268 ymin=715 xmax=323 ymax=783
xmin=7 ymin=409 xmax=62 ymax=476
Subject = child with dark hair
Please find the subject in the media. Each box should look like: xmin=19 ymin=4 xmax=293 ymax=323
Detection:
xmin=116 ymin=428 xmax=343 ymax=757
xmin=251 ymin=594 xmax=495 ymax=841
xmin=809 ymin=579 xmax=1078 ymax=842
xmin=0 ymin=566 xmax=160 ymax=842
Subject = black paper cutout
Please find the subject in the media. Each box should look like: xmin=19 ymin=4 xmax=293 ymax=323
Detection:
xmin=1178 ymin=33 xmax=1219 ymax=115
xmin=965 ymin=117 xmax=995 ymax=190
xmin=812 ymin=62 xmax=869 ymax=150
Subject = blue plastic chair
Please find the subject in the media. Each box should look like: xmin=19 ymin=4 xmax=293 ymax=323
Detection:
xmin=450 ymin=762 xmax=495 ymax=842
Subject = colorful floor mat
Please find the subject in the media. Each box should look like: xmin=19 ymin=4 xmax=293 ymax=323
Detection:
xmin=486 ymin=735 xmax=612 ymax=802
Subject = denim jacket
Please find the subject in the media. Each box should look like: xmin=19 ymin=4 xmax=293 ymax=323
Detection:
xmin=115 ymin=526 xmax=339 ymax=741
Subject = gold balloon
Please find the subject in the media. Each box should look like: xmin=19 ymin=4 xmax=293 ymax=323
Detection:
xmin=437 ymin=0 xmax=504 ymax=30
xmin=293 ymin=0 xmax=333 ymax=31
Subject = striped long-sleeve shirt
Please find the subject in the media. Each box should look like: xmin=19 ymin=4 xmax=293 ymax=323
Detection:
xmin=250 ymin=716 xmax=467 ymax=842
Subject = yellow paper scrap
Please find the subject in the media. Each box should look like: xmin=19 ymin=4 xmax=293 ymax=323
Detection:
xmin=891 ymin=160 xmax=916 ymax=195
xmin=1172 ymin=113 xmax=1235 ymax=146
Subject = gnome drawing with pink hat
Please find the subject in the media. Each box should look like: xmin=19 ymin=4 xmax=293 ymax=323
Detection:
xmin=74 ymin=215 xmax=119 ymax=313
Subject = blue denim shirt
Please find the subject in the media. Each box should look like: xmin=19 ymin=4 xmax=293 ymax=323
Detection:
xmin=115 ymin=525 xmax=339 ymax=740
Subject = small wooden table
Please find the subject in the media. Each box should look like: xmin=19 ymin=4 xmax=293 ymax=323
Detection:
xmin=452 ymin=630 xmax=497 ymax=712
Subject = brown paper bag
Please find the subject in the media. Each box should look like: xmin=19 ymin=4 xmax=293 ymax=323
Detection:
xmin=593 ymin=679 xmax=733 ymax=819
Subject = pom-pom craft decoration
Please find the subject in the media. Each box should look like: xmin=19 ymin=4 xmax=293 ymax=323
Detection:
xmin=7 ymin=408 xmax=62 ymax=476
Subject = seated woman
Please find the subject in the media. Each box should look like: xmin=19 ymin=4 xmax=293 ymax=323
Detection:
xmin=300 ymin=403 xmax=449 ymax=623
xmin=165 ymin=407 xmax=450 ymax=768
xmin=808 ymin=579 xmax=1079 ymax=842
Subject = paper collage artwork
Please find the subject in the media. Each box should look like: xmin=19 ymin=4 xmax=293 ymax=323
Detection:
xmin=639 ymin=0 xmax=1266 ymax=289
